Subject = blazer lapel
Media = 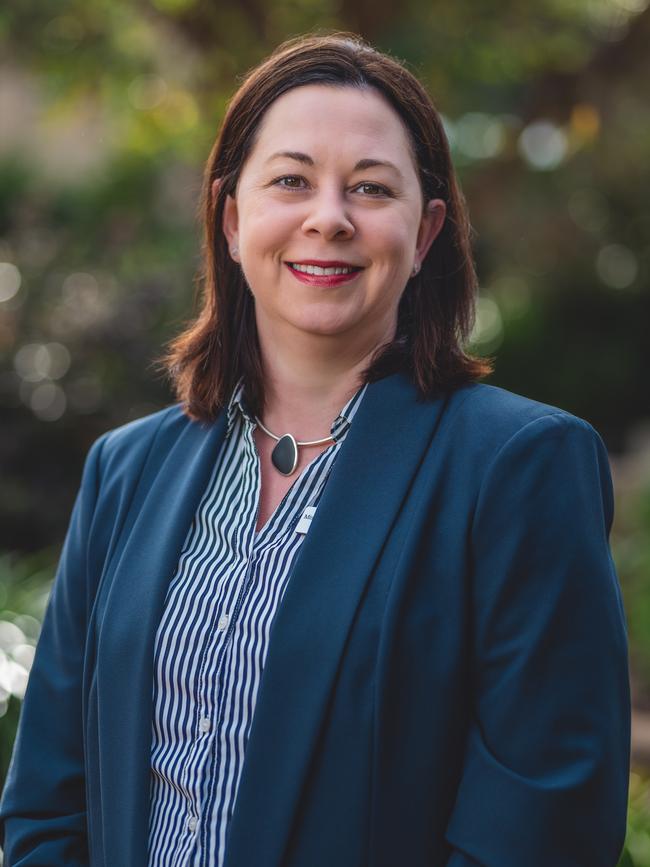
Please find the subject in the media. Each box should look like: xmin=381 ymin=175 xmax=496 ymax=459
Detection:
xmin=223 ymin=372 xmax=449 ymax=867
xmin=94 ymin=410 xmax=229 ymax=866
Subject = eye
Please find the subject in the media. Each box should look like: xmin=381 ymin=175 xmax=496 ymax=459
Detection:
xmin=271 ymin=176 xmax=392 ymax=196
xmin=354 ymin=182 xmax=391 ymax=197
xmin=272 ymin=175 xmax=307 ymax=190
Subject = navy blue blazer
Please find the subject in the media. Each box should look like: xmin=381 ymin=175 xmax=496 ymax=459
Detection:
xmin=0 ymin=372 xmax=630 ymax=867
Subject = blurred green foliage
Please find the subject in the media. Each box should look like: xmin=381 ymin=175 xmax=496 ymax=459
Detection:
xmin=2 ymin=0 xmax=649 ymax=549
xmin=1 ymin=0 xmax=649 ymax=860
xmin=619 ymin=773 xmax=650 ymax=866
xmin=0 ymin=552 xmax=52 ymax=778
xmin=615 ymin=481 xmax=650 ymax=701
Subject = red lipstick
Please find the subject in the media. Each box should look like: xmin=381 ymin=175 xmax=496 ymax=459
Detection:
xmin=285 ymin=259 xmax=364 ymax=288
xmin=290 ymin=260 xmax=362 ymax=267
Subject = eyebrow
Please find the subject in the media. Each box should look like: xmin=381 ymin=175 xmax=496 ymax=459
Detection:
xmin=266 ymin=150 xmax=404 ymax=178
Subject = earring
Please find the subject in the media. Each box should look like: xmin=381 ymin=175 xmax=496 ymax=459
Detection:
xmin=412 ymin=261 xmax=420 ymax=276
xmin=231 ymin=245 xmax=239 ymax=259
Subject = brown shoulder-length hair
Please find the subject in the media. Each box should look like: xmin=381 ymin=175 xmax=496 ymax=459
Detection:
xmin=159 ymin=31 xmax=494 ymax=422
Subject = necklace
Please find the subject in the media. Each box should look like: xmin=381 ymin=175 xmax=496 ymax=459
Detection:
xmin=254 ymin=416 xmax=334 ymax=476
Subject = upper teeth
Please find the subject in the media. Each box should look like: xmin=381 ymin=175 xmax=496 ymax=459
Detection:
xmin=291 ymin=263 xmax=357 ymax=275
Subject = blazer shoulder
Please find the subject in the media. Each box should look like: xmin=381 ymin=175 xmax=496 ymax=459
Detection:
xmin=98 ymin=402 xmax=185 ymax=453
xmin=92 ymin=402 xmax=211 ymax=482
xmin=443 ymin=381 xmax=601 ymax=456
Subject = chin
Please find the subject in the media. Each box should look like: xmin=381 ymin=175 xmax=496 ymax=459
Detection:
xmin=294 ymin=324 xmax=353 ymax=339
xmin=278 ymin=305 xmax=357 ymax=335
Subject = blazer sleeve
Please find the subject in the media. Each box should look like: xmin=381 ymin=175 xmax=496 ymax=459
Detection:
xmin=443 ymin=413 xmax=631 ymax=867
xmin=0 ymin=433 xmax=106 ymax=867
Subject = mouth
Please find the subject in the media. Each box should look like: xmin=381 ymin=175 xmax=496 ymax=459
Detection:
xmin=285 ymin=260 xmax=364 ymax=287
xmin=287 ymin=260 xmax=364 ymax=275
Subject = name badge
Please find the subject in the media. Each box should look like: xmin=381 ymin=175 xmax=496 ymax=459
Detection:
xmin=296 ymin=506 xmax=317 ymax=535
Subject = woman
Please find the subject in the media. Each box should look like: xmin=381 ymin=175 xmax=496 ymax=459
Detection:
xmin=0 ymin=33 xmax=630 ymax=867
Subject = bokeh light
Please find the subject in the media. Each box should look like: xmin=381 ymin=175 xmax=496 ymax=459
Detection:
xmin=128 ymin=75 xmax=169 ymax=111
xmin=470 ymin=294 xmax=504 ymax=352
xmin=13 ymin=342 xmax=71 ymax=382
xmin=518 ymin=120 xmax=568 ymax=170
xmin=596 ymin=243 xmax=639 ymax=289
xmin=455 ymin=112 xmax=508 ymax=160
xmin=0 ymin=263 xmax=21 ymax=304
xmin=0 ymin=621 xmax=34 ymax=717
xmin=28 ymin=382 xmax=67 ymax=421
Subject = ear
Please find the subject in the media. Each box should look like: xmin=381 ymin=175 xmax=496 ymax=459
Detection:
xmin=414 ymin=198 xmax=446 ymax=268
xmin=216 ymin=179 xmax=240 ymax=260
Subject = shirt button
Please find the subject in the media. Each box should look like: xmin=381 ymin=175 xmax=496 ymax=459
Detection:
xmin=187 ymin=815 xmax=198 ymax=832
xmin=199 ymin=717 xmax=211 ymax=733
xmin=217 ymin=613 xmax=230 ymax=632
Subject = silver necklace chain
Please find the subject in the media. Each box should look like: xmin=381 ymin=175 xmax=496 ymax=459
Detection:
xmin=254 ymin=416 xmax=334 ymax=446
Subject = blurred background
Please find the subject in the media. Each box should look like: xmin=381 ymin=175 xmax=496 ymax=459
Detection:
xmin=1 ymin=0 xmax=649 ymax=862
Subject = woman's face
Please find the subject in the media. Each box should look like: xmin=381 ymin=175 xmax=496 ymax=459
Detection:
xmin=221 ymin=84 xmax=446 ymax=352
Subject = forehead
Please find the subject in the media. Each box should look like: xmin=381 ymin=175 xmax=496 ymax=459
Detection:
xmin=247 ymin=84 xmax=416 ymax=168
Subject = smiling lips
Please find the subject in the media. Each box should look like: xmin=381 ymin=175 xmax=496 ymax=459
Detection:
xmin=285 ymin=259 xmax=364 ymax=287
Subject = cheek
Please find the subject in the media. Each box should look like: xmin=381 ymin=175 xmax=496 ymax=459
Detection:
xmin=240 ymin=206 xmax=295 ymax=260
xmin=364 ymin=213 xmax=417 ymax=261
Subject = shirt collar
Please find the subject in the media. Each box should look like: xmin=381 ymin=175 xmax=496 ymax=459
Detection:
xmin=226 ymin=377 xmax=255 ymax=439
xmin=226 ymin=377 xmax=368 ymax=444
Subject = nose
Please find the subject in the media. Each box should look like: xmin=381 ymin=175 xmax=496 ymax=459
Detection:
xmin=300 ymin=186 xmax=355 ymax=240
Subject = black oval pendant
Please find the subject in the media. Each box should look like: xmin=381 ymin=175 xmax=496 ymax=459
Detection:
xmin=271 ymin=434 xmax=299 ymax=475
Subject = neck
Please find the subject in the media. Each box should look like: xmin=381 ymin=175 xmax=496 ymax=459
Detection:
xmin=256 ymin=320 xmax=396 ymax=441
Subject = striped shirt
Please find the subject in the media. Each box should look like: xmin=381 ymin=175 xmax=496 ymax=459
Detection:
xmin=146 ymin=377 xmax=368 ymax=867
